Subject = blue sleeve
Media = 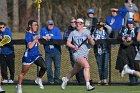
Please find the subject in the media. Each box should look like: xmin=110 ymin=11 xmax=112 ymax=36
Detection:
xmin=25 ymin=32 xmax=32 ymax=43
xmin=118 ymin=8 xmax=128 ymax=18
xmin=3 ymin=28 xmax=12 ymax=38
xmin=51 ymin=26 xmax=62 ymax=39
xmin=40 ymin=27 xmax=47 ymax=38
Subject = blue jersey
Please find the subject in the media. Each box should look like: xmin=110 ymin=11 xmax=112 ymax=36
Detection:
xmin=1 ymin=28 xmax=14 ymax=55
xmin=106 ymin=8 xmax=127 ymax=32
xmin=93 ymin=29 xmax=108 ymax=39
xmin=40 ymin=26 xmax=62 ymax=54
xmin=22 ymin=32 xmax=41 ymax=65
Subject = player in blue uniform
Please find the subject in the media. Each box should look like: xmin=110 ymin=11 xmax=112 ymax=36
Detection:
xmin=16 ymin=20 xmax=47 ymax=93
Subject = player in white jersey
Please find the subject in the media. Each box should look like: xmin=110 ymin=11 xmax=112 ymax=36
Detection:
xmin=61 ymin=18 xmax=95 ymax=91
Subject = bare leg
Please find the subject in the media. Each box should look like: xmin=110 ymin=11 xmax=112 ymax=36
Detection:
xmin=77 ymin=57 xmax=90 ymax=82
xmin=133 ymin=71 xmax=140 ymax=78
xmin=61 ymin=62 xmax=82 ymax=90
xmin=61 ymin=56 xmax=94 ymax=91
xmin=76 ymin=57 xmax=94 ymax=91
xmin=66 ymin=62 xmax=82 ymax=79
xmin=18 ymin=65 xmax=31 ymax=85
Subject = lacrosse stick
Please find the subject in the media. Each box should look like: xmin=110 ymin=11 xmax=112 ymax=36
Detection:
xmin=77 ymin=25 xmax=96 ymax=48
xmin=36 ymin=0 xmax=42 ymax=77
xmin=0 ymin=35 xmax=11 ymax=47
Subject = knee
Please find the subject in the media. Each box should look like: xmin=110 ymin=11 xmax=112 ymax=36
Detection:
xmin=20 ymin=71 xmax=26 ymax=77
xmin=84 ymin=63 xmax=90 ymax=68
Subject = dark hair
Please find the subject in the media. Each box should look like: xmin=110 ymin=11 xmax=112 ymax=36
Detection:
xmin=26 ymin=20 xmax=37 ymax=31
xmin=125 ymin=0 xmax=134 ymax=3
xmin=0 ymin=22 xmax=6 ymax=26
xmin=96 ymin=21 xmax=104 ymax=29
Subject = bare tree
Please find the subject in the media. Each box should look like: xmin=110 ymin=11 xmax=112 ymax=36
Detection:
xmin=27 ymin=0 xmax=32 ymax=9
xmin=13 ymin=0 xmax=19 ymax=32
xmin=0 ymin=0 xmax=8 ymax=24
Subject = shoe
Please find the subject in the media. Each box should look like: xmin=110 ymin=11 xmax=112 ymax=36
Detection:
xmin=48 ymin=81 xmax=54 ymax=84
xmin=54 ymin=80 xmax=62 ymax=84
xmin=121 ymin=65 xmax=130 ymax=77
xmin=86 ymin=85 xmax=95 ymax=91
xmin=8 ymin=80 xmax=14 ymax=83
xmin=61 ymin=77 xmax=68 ymax=90
xmin=1 ymin=80 xmax=8 ymax=83
xmin=103 ymin=79 xmax=108 ymax=85
xmin=97 ymin=80 xmax=102 ymax=85
xmin=16 ymin=85 xmax=22 ymax=93
xmin=35 ymin=78 xmax=44 ymax=89
xmin=0 ymin=86 xmax=5 ymax=93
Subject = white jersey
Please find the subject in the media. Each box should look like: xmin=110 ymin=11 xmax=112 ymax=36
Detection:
xmin=67 ymin=28 xmax=91 ymax=61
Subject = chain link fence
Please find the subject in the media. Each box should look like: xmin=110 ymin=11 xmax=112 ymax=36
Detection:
xmin=12 ymin=39 xmax=140 ymax=85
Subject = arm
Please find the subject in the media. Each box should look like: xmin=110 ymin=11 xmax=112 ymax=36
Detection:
xmin=124 ymin=3 xmax=138 ymax=12
xmin=132 ymin=3 xmax=138 ymax=12
xmin=87 ymin=35 xmax=95 ymax=46
xmin=66 ymin=31 xmax=79 ymax=51
xmin=66 ymin=40 xmax=77 ymax=50
xmin=124 ymin=3 xmax=132 ymax=11
xmin=3 ymin=28 xmax=12 ymax=39
xmin=104 ymin=24 xmax=112 ymax=34
xmin=28 ymin=35 xmax=40 ymax=49
xmin=51 ymin=26 xmax=62 ymax=39
xmin=117 ymin=8 xmax=128 ymax=18
xmin=40 ymin=28 xmax=47 ymax=39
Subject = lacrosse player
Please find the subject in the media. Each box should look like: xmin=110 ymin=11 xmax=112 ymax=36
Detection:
xmin=16 ymin=20 xmax=47 ymax=93
xmin=61 ymin=18 xmax=95 ymax=91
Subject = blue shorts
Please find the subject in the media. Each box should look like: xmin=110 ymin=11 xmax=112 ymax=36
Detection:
xmin=22 ymin=55 xmax=41 ymax=65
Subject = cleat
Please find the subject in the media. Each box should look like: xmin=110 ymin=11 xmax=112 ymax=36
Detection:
xmin=86 ymin=85 xmax=95 ymax=91
xmin=35 ymin=78 xmax=44 ymax=89
xmin=121 ymin=65 xmax=130 ymax=77
xmin=61 ymin=77 xmax=68 ymax=90
xmin=16 ymin=85 xmax=22 ymax=93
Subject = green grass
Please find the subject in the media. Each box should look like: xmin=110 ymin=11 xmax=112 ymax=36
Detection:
xmin=2 ymin=85 xmax=140 ymax=93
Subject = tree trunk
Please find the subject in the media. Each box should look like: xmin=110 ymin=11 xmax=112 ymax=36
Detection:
xmin=27 ymin=0 xmax=32 ymax=9
xmin=0 ymin=0 xmax=8 ymax=24
xmin=13 ymin=0 xmax=19 ymax=32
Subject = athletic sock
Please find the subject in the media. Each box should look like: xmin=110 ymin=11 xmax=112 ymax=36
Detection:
xmin=17 ymin=84 xmax=22 ymax=89
xmin=65 ymin=77 xmax=69 ymax=81
xmin=130 ymin=70 xmax=135 ymax=75
xmin=86 ymin=82 xmax=90 ymax=86
xmin=125 ymin=67 xmax=135 ymax=75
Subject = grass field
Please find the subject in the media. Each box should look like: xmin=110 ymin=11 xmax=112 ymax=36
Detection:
xmin=2 ymin=85 xmax=140 ymax=93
